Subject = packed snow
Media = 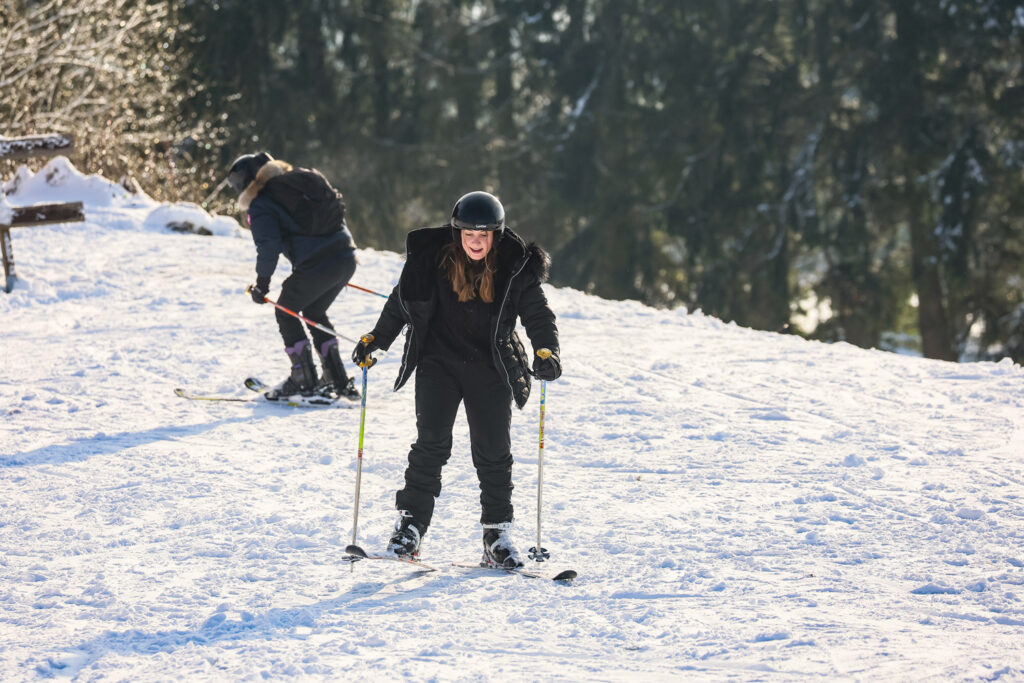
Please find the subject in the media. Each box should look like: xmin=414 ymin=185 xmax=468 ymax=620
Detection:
xmin=2 ymin=159 xmax=1023 ymax=681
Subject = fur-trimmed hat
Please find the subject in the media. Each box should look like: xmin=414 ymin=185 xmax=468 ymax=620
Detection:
xmin=236 ymin=159 xmax=294 ymax=211
xmin=226 ymin=152 xmax=273 ymax=196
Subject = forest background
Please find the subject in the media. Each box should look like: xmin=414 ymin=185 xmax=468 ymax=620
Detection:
xmin=2 ymin=0 xmax=1023 ymax=363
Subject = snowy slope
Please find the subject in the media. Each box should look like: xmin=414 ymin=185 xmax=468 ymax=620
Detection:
xmin=2 ymin=160 xmax=1023 ymax=681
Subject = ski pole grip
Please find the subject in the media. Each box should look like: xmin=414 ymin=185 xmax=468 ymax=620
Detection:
xmin=536 ymin=348 xmax=553 ymax=360
xmin=358 ymin=334 xmax=378 ymax=369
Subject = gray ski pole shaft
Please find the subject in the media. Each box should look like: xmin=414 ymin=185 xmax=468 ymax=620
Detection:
xmin=529 ymin=349 xmax=553 ymax=562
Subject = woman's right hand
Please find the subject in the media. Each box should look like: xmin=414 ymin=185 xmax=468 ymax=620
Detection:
xmin=352 ymin=333 xmax=380 ymax=368
xmin=532 ymin=348 xmax=561 ymax=381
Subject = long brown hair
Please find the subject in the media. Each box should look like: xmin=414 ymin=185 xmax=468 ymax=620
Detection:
xmin=440 ymin=240 xmax=496 ymax=302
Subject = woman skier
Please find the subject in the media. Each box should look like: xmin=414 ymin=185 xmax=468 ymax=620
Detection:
xmin=227 ymin=152 xmax=360 ymax=401
xmin=351 ymin=191 xmax=561 ymax=568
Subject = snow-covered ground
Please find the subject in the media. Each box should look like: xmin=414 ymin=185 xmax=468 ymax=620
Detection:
xmin=2 ymin=159 xmax=1023 ymax=681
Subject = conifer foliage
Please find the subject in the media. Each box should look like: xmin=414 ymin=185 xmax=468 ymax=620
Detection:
xmin=3 ymin=1 xmax=1022 ymax=361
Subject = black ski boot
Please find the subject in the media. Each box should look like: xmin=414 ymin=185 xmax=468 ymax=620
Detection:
xmin=316 ymin=339 xmax=360 ymax=401
xmin=387 ymin=511 xmax=426 ymax=558
xmin=335 ymin=377 xmax=360 ymax=401
xmin=266 ymin=339 xmax=318 ymax=399
xmin=482 ymin=522 xmax=524 ymax=569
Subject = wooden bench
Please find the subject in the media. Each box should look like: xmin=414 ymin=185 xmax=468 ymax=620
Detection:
xmin=1 ymin=133 xmax=85 ymax=293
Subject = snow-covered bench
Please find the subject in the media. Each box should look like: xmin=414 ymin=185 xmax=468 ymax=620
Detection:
xmin=0 ymin=133 xmax=85 ymax=292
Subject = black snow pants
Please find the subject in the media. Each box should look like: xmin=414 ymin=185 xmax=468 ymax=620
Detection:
xmin=396 ymin=353 xmax=514 ymax=529
xmin=275 ymin=244 xmax=356 ymax=353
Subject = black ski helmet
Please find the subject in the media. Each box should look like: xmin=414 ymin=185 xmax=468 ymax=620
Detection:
xmin=451 ymin=191 xmax=504 ymax=233
xmin=227 ymin=151 xmax=273 ymax=194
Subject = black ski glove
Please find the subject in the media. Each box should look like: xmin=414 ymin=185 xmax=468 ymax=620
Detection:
xmin=532 ymin=349 xmax=561 ymax=381
xmin=352 ymin=333 xmax=380 ymax=368
xmin=249 ymin=278 xmax=270 ymax=304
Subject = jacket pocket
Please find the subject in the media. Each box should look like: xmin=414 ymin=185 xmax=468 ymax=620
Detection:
xmin=502 ymin=331 xmax=532 ymax=407
xmin=508 ymin=331 xmax=528 ymax=376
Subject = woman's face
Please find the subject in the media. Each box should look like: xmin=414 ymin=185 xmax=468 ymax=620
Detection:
xmin=460 ymin=229 xmax=494 ymax=261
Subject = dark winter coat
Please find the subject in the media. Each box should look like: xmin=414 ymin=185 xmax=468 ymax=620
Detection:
xmin=370 ymin=226 xmax=559 ymax=409
xmin=239 ymin=160 xmax=355 ymax=282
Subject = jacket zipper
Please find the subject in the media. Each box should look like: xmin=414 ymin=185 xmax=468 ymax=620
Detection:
xmin=394 ymin=243 xmax=416 ymax=388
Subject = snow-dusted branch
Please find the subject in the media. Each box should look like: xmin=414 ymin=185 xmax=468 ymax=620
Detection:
xmin=0 ymin=0 xmax=193 ymax=202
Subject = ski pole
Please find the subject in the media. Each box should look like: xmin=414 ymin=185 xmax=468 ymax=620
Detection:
xmin=246 ymin=286 xmax=358 ymax=343
xmin=350 ymin=339 xmax=377 ymax=567
xmin=347 ymin=282 xmax=389 ymax=299
xmin=529 ymin=348 xmax=553 ymax=562
xmin=352 ymin=363 xmax=369 ymax=549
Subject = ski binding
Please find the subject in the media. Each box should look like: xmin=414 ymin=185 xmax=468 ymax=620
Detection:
xmin=244 ymin=376 xmax=359 ymax=407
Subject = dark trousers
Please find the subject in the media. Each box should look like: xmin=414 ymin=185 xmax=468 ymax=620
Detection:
xmin=396 ymin=354 xmax=514 ymax=529
xmin=276 ymin=246 xmax=356 ymax=352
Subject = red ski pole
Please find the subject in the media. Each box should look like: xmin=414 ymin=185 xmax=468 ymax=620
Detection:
xmin=246 ymin=286 xmax=358 ymax=344
xmin=347 ymin=282 xmax=389 ymax=299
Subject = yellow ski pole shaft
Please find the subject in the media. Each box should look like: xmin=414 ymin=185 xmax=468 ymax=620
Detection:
xmin=352 ymin=364 xmax=368 ymax=548
xmin=351 ymin=337 xmax=377 ymax=556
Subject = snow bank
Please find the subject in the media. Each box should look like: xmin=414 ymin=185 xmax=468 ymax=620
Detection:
xmin=2 ymin=157 xmax=244 ymax=237
xmin=1 ymin=162 xmax=1023 ymax=681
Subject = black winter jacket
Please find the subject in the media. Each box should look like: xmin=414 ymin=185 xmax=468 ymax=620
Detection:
xmin=249 ymin=195 xmax=354 ymax=281
xmin=240 ymin=160 xmax=355 ymax=282
xmin=370 ymin=226 xmax=558 ymax=409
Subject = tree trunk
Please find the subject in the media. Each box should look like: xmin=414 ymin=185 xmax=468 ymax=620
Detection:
xmin=908 ymin=210 xmax=957 ymax=360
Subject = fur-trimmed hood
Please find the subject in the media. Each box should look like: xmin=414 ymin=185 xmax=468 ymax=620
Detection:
xmin=369 ymin=223 xmax=559 ymax=407
xmin=492 ymin=227 xmax=551 ymax=285
xmin=405 ymin=225 xmax=551 ymax=285
xmin=238 ymin=159 xmax=293 ymax=212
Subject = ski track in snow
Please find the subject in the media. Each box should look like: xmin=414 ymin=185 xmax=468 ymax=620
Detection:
xmin=2 ymin=161 xmax=1024 ymax=680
